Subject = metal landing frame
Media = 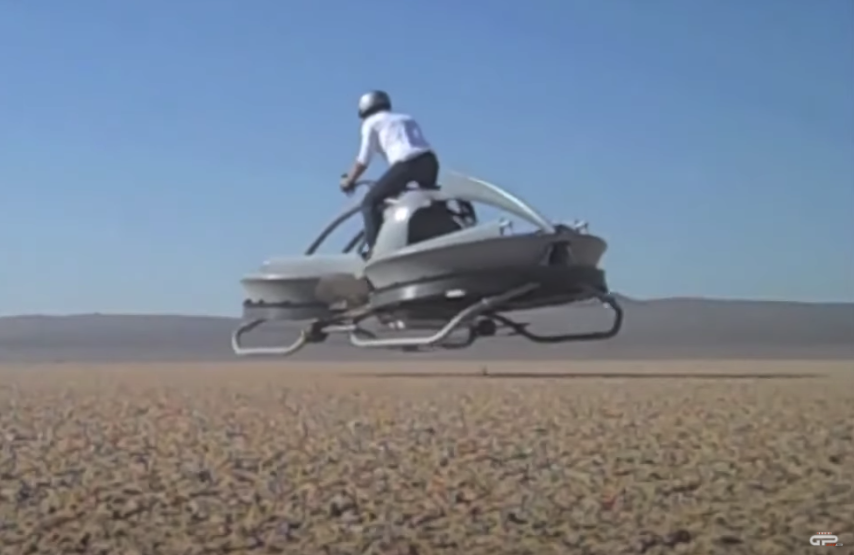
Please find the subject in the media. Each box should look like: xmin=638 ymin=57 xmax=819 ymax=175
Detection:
xmin=231 ymin=265 xmax=624 ymax=358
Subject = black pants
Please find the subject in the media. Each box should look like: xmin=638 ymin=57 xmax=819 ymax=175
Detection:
xmin=361 ymin=150 xmax=440 ymax=250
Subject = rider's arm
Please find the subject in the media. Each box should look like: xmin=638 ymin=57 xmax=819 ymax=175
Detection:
xmin=344 ymin=121 xmax=376 ymax=186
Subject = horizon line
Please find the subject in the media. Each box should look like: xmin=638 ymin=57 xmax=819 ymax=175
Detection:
xmin=2 ymin=294 xmax=853 ymax=319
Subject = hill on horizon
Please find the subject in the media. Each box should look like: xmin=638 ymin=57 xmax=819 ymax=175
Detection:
xmin=1 ymin=296 xmax=852 ymax=363
xmin=5 ymin=292 xmax=853 ymax=319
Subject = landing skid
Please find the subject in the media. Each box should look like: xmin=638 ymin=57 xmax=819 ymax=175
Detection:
xmin=231 ymin=265 xmax=624 ymax=358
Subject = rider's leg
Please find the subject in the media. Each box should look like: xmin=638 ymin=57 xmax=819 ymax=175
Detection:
xmin=360 ymin=162 xmax=411 ymax=251
xmin=360 ymin=151 xmax=441 ymax=252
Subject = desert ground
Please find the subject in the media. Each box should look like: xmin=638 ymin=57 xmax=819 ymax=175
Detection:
xmin=0 ymin=360 xmax=851 ymax=555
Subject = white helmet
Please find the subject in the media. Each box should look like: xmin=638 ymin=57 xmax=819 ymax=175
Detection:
xmin=358 ymin=90 xmax=392 ymax=119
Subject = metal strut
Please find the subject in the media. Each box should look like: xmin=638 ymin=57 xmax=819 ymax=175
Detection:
xmin=489 ymin=290 xmax=623 ymax=343
xmin=347 ymin=283 xmax=539 ymax=349
xmin=231 ymin=319 xmax=310 ymax=357
xmin=231 ymin=284 xmax=538 ymax=357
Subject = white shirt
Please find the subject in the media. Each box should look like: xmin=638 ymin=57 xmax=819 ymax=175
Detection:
xmin=356 ymin=111 xmax=432 ymax=167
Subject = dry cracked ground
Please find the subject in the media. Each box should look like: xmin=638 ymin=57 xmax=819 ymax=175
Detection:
xmin=0 ymin=360 xmax=852 ymax=555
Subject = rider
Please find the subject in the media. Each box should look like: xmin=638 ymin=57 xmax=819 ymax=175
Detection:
xmin=340 ymin=90 xmax=440 ymax=258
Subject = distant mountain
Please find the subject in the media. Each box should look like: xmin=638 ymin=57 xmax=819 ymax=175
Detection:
xmin=1 ymin=297 xmax=852 ymax=363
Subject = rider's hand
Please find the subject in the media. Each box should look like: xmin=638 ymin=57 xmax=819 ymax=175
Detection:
xmin=340 ymin=175 xmax=355 ymax=195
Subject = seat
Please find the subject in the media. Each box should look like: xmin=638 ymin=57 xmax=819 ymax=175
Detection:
xmin=407 ymin=203 xmax=463 ymax=244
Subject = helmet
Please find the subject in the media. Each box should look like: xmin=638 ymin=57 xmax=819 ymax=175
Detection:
xmin=358 ymin=90 xmax=392 ymax=119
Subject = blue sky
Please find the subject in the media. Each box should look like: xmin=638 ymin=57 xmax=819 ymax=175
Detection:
xmin=1 ymin=0 xmax=852 ymax=315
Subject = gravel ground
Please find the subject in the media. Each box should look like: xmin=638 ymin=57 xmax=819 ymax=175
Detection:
xmin=0 ymin=360 xmax=851 ymax=555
